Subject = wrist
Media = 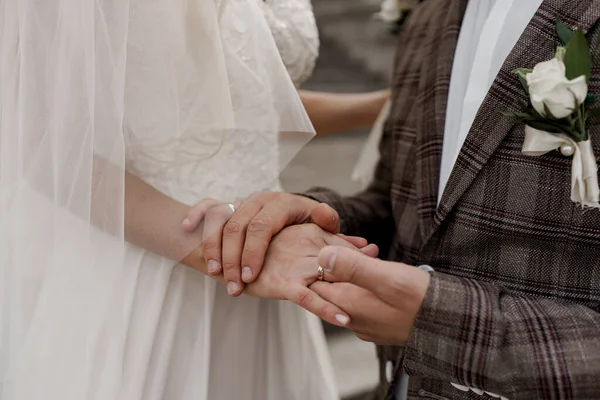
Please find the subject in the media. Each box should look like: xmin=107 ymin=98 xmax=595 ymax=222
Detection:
xmin=402 ymin=265 xmax=431 ymax=329
xmin=181 ymin=246 xmax=206 ymax=272
xmin=182 ymin=245 xmax=228 ymax=285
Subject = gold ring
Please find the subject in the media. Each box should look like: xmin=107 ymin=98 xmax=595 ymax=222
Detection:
xmin=317 ymin=265 xmax=325 ymax=281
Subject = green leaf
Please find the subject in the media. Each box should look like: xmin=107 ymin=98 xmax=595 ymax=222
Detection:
xmin=564 ymin=30 xmax=592 ymax=82
xmin=512 ymin=68 xmax=533 ymax=76
xmin=586 ymin=108 xmax=600 ymax=119
xmin=586 ymin=94 xmax=598 ymax=104
xmin=556 ymin=19 xmax=573 ymax=46
xmin=512 ymin=68 xmax=532 ymax=94
xmin=513 ymin=112 xmax=536 ymax=119
xmin=524 ymin=120 xmax=568 ymax=134
xmin=517 ymin=76 xmax=530 ymax=95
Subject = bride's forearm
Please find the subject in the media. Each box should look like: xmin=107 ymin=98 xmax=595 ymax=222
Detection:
xmin=124 ymin=171 xmax=212 ymax=275
xmin=299 ymin=89 xmax=390 ymax=136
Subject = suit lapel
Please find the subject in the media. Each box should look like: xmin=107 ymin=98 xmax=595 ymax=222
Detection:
xmin=413 ymin=0 xmax=468 ymax=240
xmin=421 ymin=0 xmax=600 ymax=246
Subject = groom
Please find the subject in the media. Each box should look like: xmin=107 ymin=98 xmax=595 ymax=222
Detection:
xmin=197 ymin=1 xmax=600 ymax=399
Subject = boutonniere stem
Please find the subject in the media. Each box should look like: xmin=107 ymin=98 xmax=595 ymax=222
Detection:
xmin=505 ymin=20 xmax=600 ymax=208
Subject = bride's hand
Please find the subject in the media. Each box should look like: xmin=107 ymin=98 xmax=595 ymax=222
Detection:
xmin=243 ymin=223 xmax=378 ymax=327
xmin=182 ymin=192 xmax=353 ymax=296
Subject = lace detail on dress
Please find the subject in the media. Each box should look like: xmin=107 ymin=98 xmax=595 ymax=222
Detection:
xmin=256 ymin=0 xmax=319 ymax=87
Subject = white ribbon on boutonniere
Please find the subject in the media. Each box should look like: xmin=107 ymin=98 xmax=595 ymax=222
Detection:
xmin=505 ymin=20 xmax=600 ymax=208
xmin=522 ymin=127 xmax=600 ymax=207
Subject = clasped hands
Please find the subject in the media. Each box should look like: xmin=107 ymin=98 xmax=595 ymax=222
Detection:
xmin=182 ymin=192 xmax=430 ymax=346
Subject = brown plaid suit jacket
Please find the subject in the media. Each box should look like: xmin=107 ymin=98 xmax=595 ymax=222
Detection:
xmin=306 ymin=1 xmax=600 ymax=399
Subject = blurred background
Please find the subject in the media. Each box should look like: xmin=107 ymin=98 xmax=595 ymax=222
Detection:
xmin=280 ymin=0 xmax=398 ymax=398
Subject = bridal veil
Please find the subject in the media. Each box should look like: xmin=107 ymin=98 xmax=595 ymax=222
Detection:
xmin=0 ymin=0 xmax=315 ymax=398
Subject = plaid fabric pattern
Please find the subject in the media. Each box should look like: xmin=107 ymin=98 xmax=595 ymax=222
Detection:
xmin=305 ymin=1 xmax=600 ymax=399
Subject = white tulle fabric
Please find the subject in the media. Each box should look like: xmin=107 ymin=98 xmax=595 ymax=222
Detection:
xmin=0 ymin=0 xmax=337 ymax=399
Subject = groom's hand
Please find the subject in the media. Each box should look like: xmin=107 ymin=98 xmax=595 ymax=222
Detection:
xmin=309 ymin=246 xmax=430 ymax=345
xmin=242 ymin=223 xmax=379 ymax=327
xmin=183 ymin=192 xmax=341 ymax=296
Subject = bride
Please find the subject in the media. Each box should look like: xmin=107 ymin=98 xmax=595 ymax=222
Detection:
xmin=0 ymin=0 xmax=365 ymax=399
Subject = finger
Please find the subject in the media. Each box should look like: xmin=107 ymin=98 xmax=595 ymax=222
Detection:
xmin=309 ymin=281 xmax=340 ymax=302
xmin=240 ymin=202 xmax=291 ymax=283
xmin=290 ymin=286 xmax=350 ymax=327
xmin=310 ymin=203 xmax=340 ymax=233
xmin=324 ymin=235 xmax=379 ymax=260
xmin=201 ymin=204 xmax=235 ymax=277
xmin=221 ymin=201 xmax=263 ymax=292
xmin=318 ymin=246 xmax=430 ymax=308
xmin=181 ymin=198 xmax=221 ymax=232
xmin=338 ymin=234 xmax=368 ymax=248
xmin=317 ymin=246 xmax=389 ymax=291
xmin=360 ymin=244 xmax=379 ymax=258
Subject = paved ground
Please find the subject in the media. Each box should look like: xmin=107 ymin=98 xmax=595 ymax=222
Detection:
xmin=279 ymin=1 xmax=398 ymax=398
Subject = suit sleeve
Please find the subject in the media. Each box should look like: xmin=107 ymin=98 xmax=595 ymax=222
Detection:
xmin=401 ymin=272 xmax=600 ymax=399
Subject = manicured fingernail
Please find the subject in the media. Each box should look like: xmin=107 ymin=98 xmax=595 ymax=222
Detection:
xmin=207 ymin=260 xmax=221 ymax=274
xmin=227 ymin=282 xmax=240 ymax=295
xmin=335 ymin=314 xmax=349 ymax=326
xmin=181 ymin=218 xmax=191 ymax=226
xmin=321 ymin=247 xmax=338 ymax=272
xmin=242 ymin=267 xmax=252 ymax=282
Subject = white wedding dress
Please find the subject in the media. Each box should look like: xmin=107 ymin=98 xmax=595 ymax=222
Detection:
xmin=0 ymin=0 xmax=336 ymax=399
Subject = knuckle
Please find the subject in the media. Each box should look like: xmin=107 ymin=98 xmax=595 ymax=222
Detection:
xmin=242 ymin=248 xmax=265 ymax=267
xmin=248 ymin=218 xmax=270 ymax=233
xmin=317 ymin=304 xmax=330 ymax=320
xmin=222 ymin=262 xmax=239 ymax=273
xmin=295 ymin=291 xmax=312 ymax=309
xmin=223 ymin=220 xmax=242 ymax=235
xmin=202 ymin=240 xmax=219 ymax=254
xmin=346 ymin=261 xmax=360 ymax=283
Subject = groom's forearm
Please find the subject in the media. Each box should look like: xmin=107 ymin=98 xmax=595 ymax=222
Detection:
xmin=299 ymin=89 xmax=390 ymax=136
xmin=400 ymin=273 xmax=600 ymax=399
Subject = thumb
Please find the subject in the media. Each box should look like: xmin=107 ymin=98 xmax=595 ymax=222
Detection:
xmin=317 ymin=246 xmax=391 ymax=293
xmin=310 ymin=203 xmax=340 ymax=233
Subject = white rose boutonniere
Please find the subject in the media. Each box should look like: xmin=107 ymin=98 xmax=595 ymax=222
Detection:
xmin=527 ymin=57 xmax=588 ymax=119
xmin=505 ymin=21 xmax=600 ymax=208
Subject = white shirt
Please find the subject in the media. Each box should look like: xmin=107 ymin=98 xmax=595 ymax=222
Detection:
xmin=438 ymin=0 xmax=543 ymax=205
